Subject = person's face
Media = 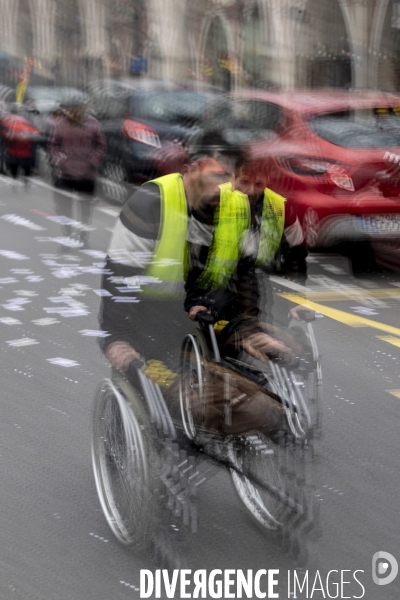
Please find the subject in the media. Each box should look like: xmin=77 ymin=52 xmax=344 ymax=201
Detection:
xmin=188 ymin=158 xmax=230 ymax=210
xmin=233 ymin=166 xmax=267 ymax=204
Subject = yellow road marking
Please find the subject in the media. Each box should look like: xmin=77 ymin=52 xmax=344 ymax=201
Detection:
xmin=279 ymin=293 xmax=400 ymax=336
xmin=377 ymin=335 xmax=400 ymax=348
xmin=386 ymin=390 xmax=400 ymax=399
xmin=285 ymin=288 xmax=400 ymax=302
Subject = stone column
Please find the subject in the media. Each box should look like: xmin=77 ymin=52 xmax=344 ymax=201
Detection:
xmin=147 ymin=0 xmax=188 ymax=81
xmin=339 ymin=0 xmax=370 ymax=89
xmin=266 ymin=0 xmax=297 ymax=89
xmin=79 ymin=0 xmax=108 ymax=81
xmin=0 ymin=0 xmax=19 ymax=56
xmin=30 ymin=0 xmax=56 ymax=80
xmin=80 ymin=0 xmax=108 ymax=58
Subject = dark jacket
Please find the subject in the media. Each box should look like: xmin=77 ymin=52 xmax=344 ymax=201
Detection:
xmin=49 ymin=114 xmax=105 ymax=180
xmin=99 ymin=183 xmax=260 ymax=364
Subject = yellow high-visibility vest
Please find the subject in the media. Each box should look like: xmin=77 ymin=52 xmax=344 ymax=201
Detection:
xmin=196 ymin=183 xmax=250 ymax=290
xmin=143 ymin=173 xmax=188 ymax=298
xmin=257 ymin=188 xmax=286 ymax=267
xmin=220 ymin=183 xmax=286 ymax=267
xmin=142 ymin=174 xmax=250 ymax=297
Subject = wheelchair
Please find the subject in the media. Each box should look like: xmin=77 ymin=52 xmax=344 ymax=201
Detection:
xmin=91 ymin=366 xmax=199 ymax=566
xmin=91 ymin=310 xmax=322 ymax=563
xmin=179 ymin=310 xmax=322 ymax=543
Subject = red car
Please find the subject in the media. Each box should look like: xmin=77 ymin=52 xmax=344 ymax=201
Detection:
xmin=174 ymin=90 xmax=400 ymax=270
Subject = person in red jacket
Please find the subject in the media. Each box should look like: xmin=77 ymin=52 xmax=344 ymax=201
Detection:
xmin=49 ymin=97 xmax=106 ymax=246
xmin=1 ymin=107 xmax=39 ymax=186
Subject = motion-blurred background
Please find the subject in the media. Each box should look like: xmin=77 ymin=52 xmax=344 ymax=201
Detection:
xmin=0 ymin=0 xmax=399 ymax=93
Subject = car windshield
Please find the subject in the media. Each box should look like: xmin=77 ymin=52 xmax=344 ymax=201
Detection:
xmin=131 ymin=92 xmax=212 ymax=124
xmin=311 ymin=107 xmax=400 ymax=148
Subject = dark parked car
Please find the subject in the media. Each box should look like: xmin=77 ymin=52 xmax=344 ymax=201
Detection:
xmin=87 ymin=79 xmax=218 ymax=204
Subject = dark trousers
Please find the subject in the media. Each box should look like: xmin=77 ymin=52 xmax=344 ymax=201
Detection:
xmin=7 ymin=158 xmax=33 ymax=179
xmin=54 ymin=178 xmax=95 ymax=236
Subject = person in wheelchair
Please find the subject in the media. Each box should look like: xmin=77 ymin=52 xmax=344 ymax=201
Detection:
xmin=182 ymin=146 xmax=316 ymax=441
xmin=99 ymin=146 xmax=240 ymax=377
xmin=184 ymin=148 xmax=310 ymax=367
xmin=93 ymin=149 xmax=320 ymax=555
xmin=99 ymin=140 xmax=311 ymax=442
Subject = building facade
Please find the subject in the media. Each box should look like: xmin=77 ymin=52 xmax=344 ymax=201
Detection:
xmin=1 ymin=0 xmax=400 ymax=93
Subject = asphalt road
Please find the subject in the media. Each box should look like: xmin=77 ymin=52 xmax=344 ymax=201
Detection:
xmin=0 ymin=176 xmax=399 ymax=600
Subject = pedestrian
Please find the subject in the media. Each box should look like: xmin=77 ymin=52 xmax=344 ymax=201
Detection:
xmin=1 ymin=103 xmax=38 ymax=188
xmin=49 ymin=96 xmax=106 ymax=246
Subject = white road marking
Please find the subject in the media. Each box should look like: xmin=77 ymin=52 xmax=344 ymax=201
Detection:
xmin=46 ymin=358 xmax=80 ymax=367
xmin=0 ymin=317 xmax=22 ymax=325
xmin=80 ymin=250 xmax=106 ymax=258
xmin=89 ymin=532 xmax=109 ymax=543
xmin=32 ymin=318 xmax=61 ymax=326
xmin=43 ymin=306 xmax=90 ymax=317
xmin=1 ymin=213 xmax=46 ymax=231
xmin=112 ymin=296 xmax=139 ymax=303
xmin=322 ymin=264 xmax=347 ymax=275
xmin=79 ymin=329 xmax=110 ymax=337
xmin=14 ymin=290 xmax=38 ymax=296
xmin=350 ymin=306 xmax=379 ymax=316
xmin=7 ymin=338 xmax=39 ymax=347
xmin=269 ymin=276 xmax=308 ymax=293
xmin=0 ymin=250 xmax=29 ymax=260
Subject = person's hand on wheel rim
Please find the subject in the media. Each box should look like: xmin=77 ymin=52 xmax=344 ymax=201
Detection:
xmin=188 ymin=305 xmax=210 ymax=321
xmin=241 ymin=332 xmax=293 ymax=363
xmin=105 ymin=341 xmax=144 ymax=373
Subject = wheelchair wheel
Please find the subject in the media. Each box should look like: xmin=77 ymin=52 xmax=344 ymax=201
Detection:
xmin=179 ymin=332 xmax=209 ymax=442
xmin=91 ymin=378 xmax=161 ymax=549
xmin=288 ymin=321 xmax=323 ymax=438
xmin=228 ymin=433 xmax=297 ymax=531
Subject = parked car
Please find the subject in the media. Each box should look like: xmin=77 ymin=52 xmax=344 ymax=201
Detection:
xmin=26 ymin=86 xmax=88 ymax=115
xmin=87 ymin=79 xmax=219 ymax=204
xmin=166 ymin=89 xmax=400 ymax=271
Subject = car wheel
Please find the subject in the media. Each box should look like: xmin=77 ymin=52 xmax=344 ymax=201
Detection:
xmin=302 ymin=208 xmax=320 ymax=249
xmin=100 ymin=159 xmax=129 ymax=205
xmin=349 ymin=242 xmax=378 ymax=277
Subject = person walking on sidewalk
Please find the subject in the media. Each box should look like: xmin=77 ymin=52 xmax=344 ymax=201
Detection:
xmin=49 ymin=96 xmax=106 ymax=246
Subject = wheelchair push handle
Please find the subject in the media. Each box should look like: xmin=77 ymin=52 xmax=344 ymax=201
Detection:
xmin=197 ymin=311 xmax=218 ymax=326
xmin=289 ymin=307 xmax=316 ymax=322
xmin=126 ymin=357 xmax=146 ymax=380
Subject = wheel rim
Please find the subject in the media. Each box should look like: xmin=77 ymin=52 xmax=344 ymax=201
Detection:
xmin=179 ymin=335 xmax=205 ymax=441
xmin=228 ymin=436 xmax=289 ymax=530
xmin=92 ymin=381 xmax=149 ymax=545
xmin=303 ymin=209 xmax=320 ymax=248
